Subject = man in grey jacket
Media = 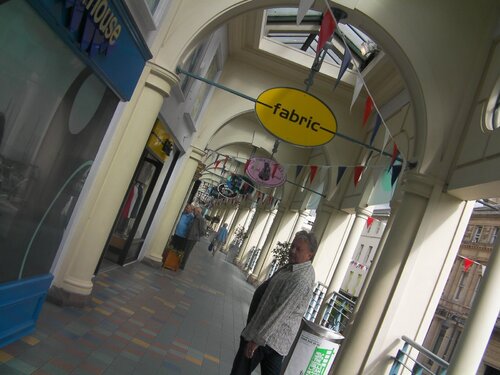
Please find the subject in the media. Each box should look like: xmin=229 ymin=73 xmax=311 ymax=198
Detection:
xmin=230 ymin=230 xmax=317 ymax=375
xmin=180 ymin=206 xmax=207 ymax=270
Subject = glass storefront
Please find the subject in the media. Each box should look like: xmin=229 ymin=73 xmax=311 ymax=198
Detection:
xmin=0 ymin=0 xmax=119 ymax=283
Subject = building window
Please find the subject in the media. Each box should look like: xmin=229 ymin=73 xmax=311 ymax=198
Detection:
xmin=454 ymin=271 xmax=469 ymax=300
xmin=472 ymin=226 xmax=483 ymax=243
xmin=470 ymin=275 xmax=482 ymax=306
xmin=491 ymin=227 xmax=499 ymax=244
xmin=355 ymin=244 xmax=364 ymax=261
xmin=363 ymin=245 xmax=373 ymax=263
xmin=432 ymin=324 xmax=448 ymax=356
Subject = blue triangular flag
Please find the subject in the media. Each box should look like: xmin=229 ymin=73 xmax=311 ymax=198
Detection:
xmin=336 ymin=166 xmax=347 ymax=185
xmin=369 ymin=114 xmax=382 ymax=146
xmin=334 ymin=43 xmax=352 ymax=90
xmin=296 ymin=165 xmax=303 ymax=178
xmin=391 ymin=165 xmax=403 ymax=186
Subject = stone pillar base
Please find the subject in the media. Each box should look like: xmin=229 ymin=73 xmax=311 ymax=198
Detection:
xmin=247 ymin=274 xmax=259 ymax=286
xmin=46 ymin=286 xmax=91 ymax=308
xmin=142 ymin=257 xmax=163 ymax=269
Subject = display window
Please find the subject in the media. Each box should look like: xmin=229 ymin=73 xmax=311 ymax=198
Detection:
xmin=0 ymin=0 xmax=119 ymax=283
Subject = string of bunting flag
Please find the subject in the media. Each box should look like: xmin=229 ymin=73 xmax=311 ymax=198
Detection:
xmin=297 ymin=0 xmax=410 ymax=177
xmin=203 ymin=148 xmax=403 ymax=190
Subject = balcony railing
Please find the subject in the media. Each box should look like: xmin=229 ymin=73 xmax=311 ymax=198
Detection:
xmin=389 ymin=336 xmax=449 ymax=375
xmin=319 ymin=291 xmax=356 ymax=334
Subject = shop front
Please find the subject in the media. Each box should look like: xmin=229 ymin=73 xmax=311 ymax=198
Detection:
xmin=98 ymin=119 xmax=179 ymax=270
xmin=0 ymin=0 xmax=151 ymax=347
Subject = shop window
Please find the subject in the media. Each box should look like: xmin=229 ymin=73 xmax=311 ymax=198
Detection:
xmin=472 ymin=226 xmax=483 ymax=243
xmin=0 ymin=1 xmax=118 ymax=283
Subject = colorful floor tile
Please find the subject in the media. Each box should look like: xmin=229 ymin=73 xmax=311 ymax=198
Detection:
xmin=0 ymin=239 xmax=258 ymax=374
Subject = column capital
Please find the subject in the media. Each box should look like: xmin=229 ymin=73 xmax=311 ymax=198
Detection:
xmin=188 ymin=147 xmax=206 ymax=162
xmin=355 ymin=207 xmax=373 ymax=220
xmin=402 ymin=172 xmax=438 ymax=199
xmin=145 ymin=63 xmax=180 ymax=97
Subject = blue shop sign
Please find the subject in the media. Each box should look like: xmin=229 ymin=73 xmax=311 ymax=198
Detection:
xmin=27 ymin=0 xmax=152 ymax=101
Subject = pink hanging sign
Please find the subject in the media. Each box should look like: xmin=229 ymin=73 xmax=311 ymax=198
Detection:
xmin=246 ymin=157 xmax=286 ymax=187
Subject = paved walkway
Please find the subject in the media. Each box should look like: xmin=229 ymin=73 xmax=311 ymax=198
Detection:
xmin=0 ymin=238 xmax=256 ymax=375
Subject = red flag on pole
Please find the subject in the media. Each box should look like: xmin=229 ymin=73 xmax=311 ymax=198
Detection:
xmin=354 ymin=166 xmax=365 ymax=187
xmin=309 ymin=165 xmax=318 ymax=184
xmin=362 ymin=96 xmax=374 ymax=127
xmin=317 ymin=10 xmax=337 ymax=54
xmin=367 ymin=216 xmax=375 ymax=228
xmin=214 ymin=160 xmax=221 ymax=170
xmin=463 ymin=258 xmax=474 ymax=272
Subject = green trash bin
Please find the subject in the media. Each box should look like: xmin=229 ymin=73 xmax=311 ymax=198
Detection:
xmin=281 ymin=318 xmax=344 ymax=375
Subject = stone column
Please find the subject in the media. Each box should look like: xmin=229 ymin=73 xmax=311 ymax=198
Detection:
xmin=312 ymin=209 xmax=355 ymax=286
xmin=325 ymin=207 xmax=372 ymax=295
xmin=226 ymin=206 xmax=249 ymax=245
xmin=315 ymin=207 xmax=372 ymax=323
xmin=145 ymin=148 xmax=205 ymax=263
xmin=448 ymin=237 xmax=500 ymax=374
xmin=234 ymin=209 xmax=264 ymax=266
xmin=51 ymin=66 xmax=179 ymax=304
xmin=332 ymin=173 xmax=474 ymax=375
xmin=248 ymin=208 xmax=297 ymax=284
xmin=246 ymin=209 xmax=281 ymax=282
xmin=312 ymin=199 xmax=336 ymax=241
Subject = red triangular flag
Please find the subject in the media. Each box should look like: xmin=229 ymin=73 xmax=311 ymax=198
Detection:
xmin=389 ymin=143 xmax=399 ymax=169
xmin=367 ymin=217 xmax=374 ymax=228
xmin=309 ymin=165 xmax=318 ymax=184
xmin=463 ymin=258 xmax=474 ymax=272
xmin=214 ymin=160 xmax=221 ymax=170
xmin=317 ymin=10 xmax=337 ymax=54
xmin=272 ymin=163 xmax=279 ymax=178
xmin=354 ymin=166 xmax=365 ymax=187
xmin=362 ymin=96 xmax=374 ymax=127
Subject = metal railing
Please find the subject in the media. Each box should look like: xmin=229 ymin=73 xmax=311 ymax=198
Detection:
xmin=305 ymin=282 xmax=327 ymax=322
xmin=389 ymin=336 xmax=449 ymax=375
xmin=319 ymin=291 xmax=356 ymax=334
xmin=244 ymin=247 xmax=261 ymax=273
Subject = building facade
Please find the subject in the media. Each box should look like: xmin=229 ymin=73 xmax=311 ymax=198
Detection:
xmin=422 ymin=207 xmax=500 ymax=374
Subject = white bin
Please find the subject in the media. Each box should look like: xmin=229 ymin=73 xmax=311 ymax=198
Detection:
xmin=281 ymin=318 xmax=344 ymax=375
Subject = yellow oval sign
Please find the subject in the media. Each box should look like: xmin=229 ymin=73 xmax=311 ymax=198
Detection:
xmin=255 ymin=87 xmax=337 ymax=147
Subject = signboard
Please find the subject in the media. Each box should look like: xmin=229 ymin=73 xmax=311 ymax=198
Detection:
xmin=227 ymin=174 xmax=255 ymax=195
xmin=147 ymin=119 xmax=172 ymax=162
xmin=284 ymin=331 xmax=340 ymax=375
xmin=27 ymin=0 xmax=152 ymax=100
xmin=217 ymin=184 xmax=237 ymax=198
xmin=246 ymin=157 xmax=286 ymax=187
xmin=255 ymin=87 xmax=337 ymax=147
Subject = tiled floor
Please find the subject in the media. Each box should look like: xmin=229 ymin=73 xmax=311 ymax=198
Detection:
xmin=0 ymin=239 xmax=256 ymax=374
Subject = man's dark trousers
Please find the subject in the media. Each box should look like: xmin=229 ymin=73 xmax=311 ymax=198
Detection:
xmin=230 ymin=337 xmax=284 ymax=375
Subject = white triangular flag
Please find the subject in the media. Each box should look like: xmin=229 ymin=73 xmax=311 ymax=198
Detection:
xmin=382 ymin=128 xmax=390 ymax=154
xmin=481 ymin=264 xmax=486 ymax=276
xmin=297 ymin=0 xmax=315 ymax=25
xmin=350 ymin=73 xmax=364 ymax=112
